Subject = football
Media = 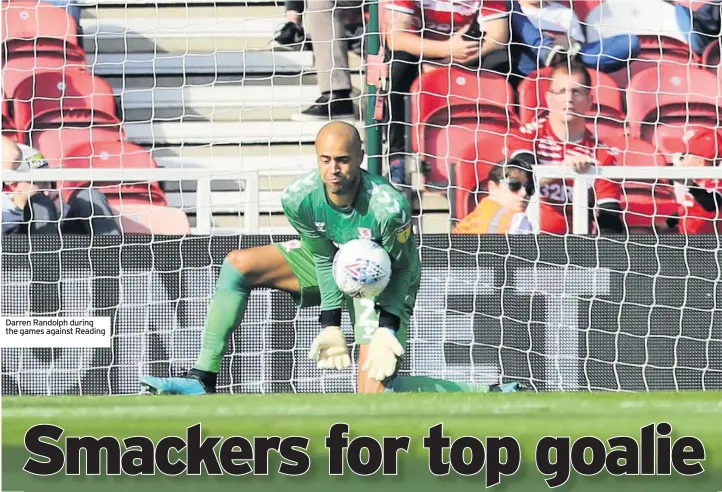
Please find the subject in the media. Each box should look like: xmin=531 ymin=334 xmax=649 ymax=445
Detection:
xmin=332 ymin=239 xmax=392 ymax=298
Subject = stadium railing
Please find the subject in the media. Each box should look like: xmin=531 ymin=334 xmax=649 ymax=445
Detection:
xmin=3 ymin=167 xmax=262 ymax=235
xmin=531 ymin=165 xmax=722 ymax=234
xmin=9 ymin=165 xmax=722 ymax=235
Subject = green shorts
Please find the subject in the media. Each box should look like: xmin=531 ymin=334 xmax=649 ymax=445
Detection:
xmin=275 ymin=240 xmax=416 ymax=347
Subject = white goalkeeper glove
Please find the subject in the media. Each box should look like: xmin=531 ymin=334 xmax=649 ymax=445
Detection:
xmin=362 ymin=327 xmax=404 ymax=381
xmin=308 ymin=326 xmax=351 ymax=370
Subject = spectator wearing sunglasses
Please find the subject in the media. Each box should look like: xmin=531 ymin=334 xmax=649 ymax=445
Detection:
xmin=508 ymin=59 xmax=623 ymax=235
xmin=453 ymin=157 xmax=534 ymax=235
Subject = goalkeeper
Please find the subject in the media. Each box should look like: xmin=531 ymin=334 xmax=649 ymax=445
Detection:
xmin=140 ymin=122 xmax=525 ymax=395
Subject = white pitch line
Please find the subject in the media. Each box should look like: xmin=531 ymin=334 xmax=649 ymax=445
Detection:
xmin=5 ymin=398 xmax=722 ymax=419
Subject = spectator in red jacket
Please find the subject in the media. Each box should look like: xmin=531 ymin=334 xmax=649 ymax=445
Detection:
xmin=669 ymin=127 xmax=722 ymax=234
xmin=509 ymin=59 xmax=624 ymax=235
xmin=384 ymin=0 xmax=511 ymax=186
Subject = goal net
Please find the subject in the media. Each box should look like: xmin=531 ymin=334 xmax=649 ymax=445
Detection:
xmin=1 ymin=0 xmax=721 ymax=395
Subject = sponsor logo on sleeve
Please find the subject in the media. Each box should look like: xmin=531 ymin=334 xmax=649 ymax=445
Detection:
xmin=396 ymin=222 xmax=412 ymax=243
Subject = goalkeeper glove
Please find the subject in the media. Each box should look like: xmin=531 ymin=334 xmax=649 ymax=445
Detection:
xmin=308 ymin=326 xmax=351 ymax=370
xmin=362 ymin=327 xmax=404 ymax=381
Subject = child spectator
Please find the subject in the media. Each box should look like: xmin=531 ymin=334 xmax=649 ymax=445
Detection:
xmin=453 ymin=157 xmax=535 ymax=234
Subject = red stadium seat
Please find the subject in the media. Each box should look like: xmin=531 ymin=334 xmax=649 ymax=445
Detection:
xmin=2 ymin=51 xmax=87 ymax=100
xmin=2 ymin=99 xmax=20 ymax=142
xmin=448 ymin=133 xmax=531 ymax=221
xmin=701 ymin=39 xmax=720 ymax=72
xmin=110 ymin=203 xmax=191 ymax=235
xmin=657 ymin=126 xmax=722 ymax=159
xmin=409 ymin=67 xmax=518 ymax=190
xmin=58 ymin=141 xmax=188 ymax=235
xmin=636 ymin=36 xmax=696 ymax=72
xmin=31 ymin=123 xmax=126 ymax=168
xmin=12 ymin=70 xmax=119 ymax=132
xmin=1 ymin=0 xmax=83 ymax=57
xmin=626 ymin=65 xmax=722 ymax=154
xmin=602 ymin=135 xmax=679 ymax=228
xmin=608 ymin=37 xmax=697 ymax=89
xmin=517 ymin=67 xmax=626 ymax=142
xmin=58 ymin=141 xmax=168 ymax=207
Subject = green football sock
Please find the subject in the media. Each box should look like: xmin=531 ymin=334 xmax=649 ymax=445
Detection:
xmin=194 ymin=259 xmax=251 ymax=373
xmin=385 ymin=376 xmax=493 ymax=393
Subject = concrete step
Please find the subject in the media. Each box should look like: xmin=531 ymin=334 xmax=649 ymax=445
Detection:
xmin=149 ymin=144 xmax=317 ymax=159
xmin=119 ymin=85 xmax=323 ymax=110
xmin=82 ymin=14 xmax=289 ymax=53
xmin=123 ymin=106 xmax=336 ymax=123
xmin=88 ymin=51 xmax=314 ymax=76
xmin=104 ymin=73 xmax=365 ymax=94
xmin=125 ymin=104 xmax=365 ymax=123
xmin=124 ymin=119 xmax=363 ymax=145
xmin=156 ymin=155 xmax=316 ymax=173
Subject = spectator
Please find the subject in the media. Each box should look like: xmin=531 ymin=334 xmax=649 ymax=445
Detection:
xmin=509 ymin=0 xmax=640 ymax=80
xmin=673 ymin=0 xmax=721 ymax=57
xmin=293 ymin=1 xmax=362 ymax=121
xmin=668 ymin=127 xmax=722 ymax=234
xmin=271 ymin=2 xmax=365 ymax=54
xmin=453 ymin=157 xmax=535 ymax=234
xmin=384 ymin=0 xmax=511 ymax=185
xmin=509 ymin=60 xmax=623 ymax=235
xmin=1 ymin=137 xmax=121 ymax=236
xmin=2 ymin=138 xmax=58 ymax=234
xmin=271 ymin=2 xmax=310 ymax=51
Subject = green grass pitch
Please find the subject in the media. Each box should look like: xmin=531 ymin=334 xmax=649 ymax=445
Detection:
xmin=3 ymin=392 xmax=722 ymax=492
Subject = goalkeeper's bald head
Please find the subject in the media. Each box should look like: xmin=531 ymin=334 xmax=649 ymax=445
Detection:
xmin=316 ymin=121 xmax=365 ymax=199
xmin=316 ymin=121 xmax=363 ymax=158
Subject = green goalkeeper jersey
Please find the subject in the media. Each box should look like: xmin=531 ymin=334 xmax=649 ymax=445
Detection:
xmin=281 ymin=170 xmax=421 ymax=320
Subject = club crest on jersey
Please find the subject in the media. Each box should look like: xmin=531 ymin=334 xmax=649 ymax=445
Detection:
xmin=315 ymin=222 xmax=326 ymax=233
xmin=358 ymin=227 xmax=372 ymax=239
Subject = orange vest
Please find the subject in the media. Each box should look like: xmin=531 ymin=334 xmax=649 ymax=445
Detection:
xmin=453 ymin=197 xmax=518 ymax=234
